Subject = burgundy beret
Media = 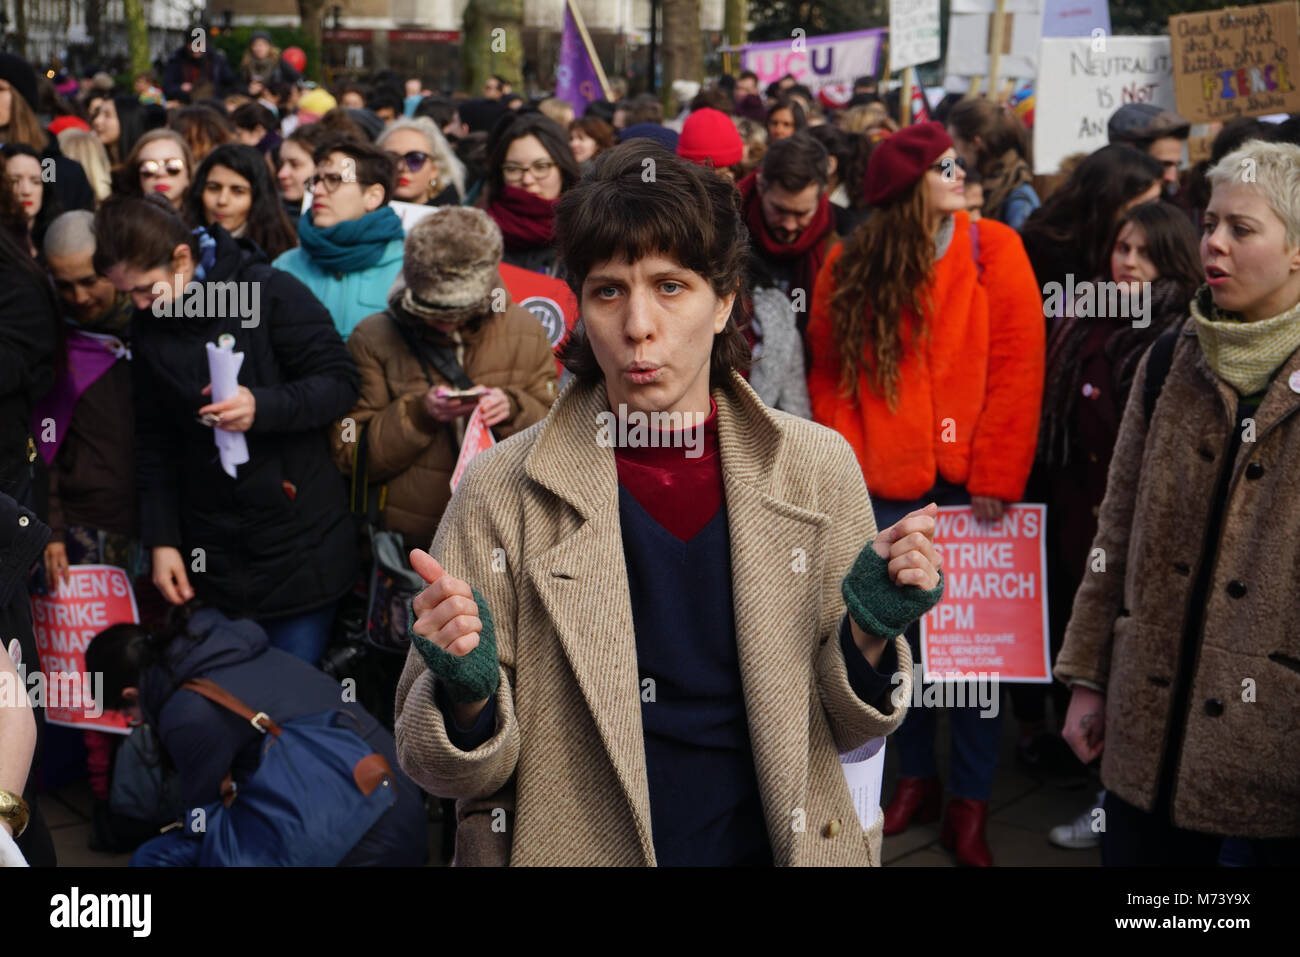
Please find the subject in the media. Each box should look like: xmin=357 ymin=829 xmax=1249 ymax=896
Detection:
xmin=863 ymin=121 xmax=954 ymax=206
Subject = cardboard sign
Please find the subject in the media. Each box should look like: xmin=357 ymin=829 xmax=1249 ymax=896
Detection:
xmin=919 ymin=505 xmax=1050 ymax=683
xmin=29 ymin=565 xmax=136 ymax=733
xmin=449 ymin=403 xmax=496 ymax=494
xmin=891 ymin=0 xmax=942 ymax=71
xmin=740 ymin=29 xmax=886 ymax=91
xmin=1169 ymin=1 xmax=1300 ymax=124
xmin=1033 ymin=36 xmax=1175 ymax=174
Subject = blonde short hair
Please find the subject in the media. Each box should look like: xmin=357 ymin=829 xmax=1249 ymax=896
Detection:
xmin=377 ymin=115 xmax=466 ymax=202
xmin=58 ymin=128 xmax=113 ymax=203
xmin=1206 ymin=138 xmax=1300 ymax=247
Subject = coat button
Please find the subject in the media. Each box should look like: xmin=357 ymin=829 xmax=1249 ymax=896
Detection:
xmin=1227 ymin=580 xmax=1247 ymax=599
xmin=823 ymin=818 xmax=842 ymax=838
xmin=1204 ymin=698 xmax=1224 ymax=717
xmin=1088 ymin=452 xmax=1098 ymax=463
xmin=1245 ymin=462 xmax=1264 ymax=480
xmin=1197 ymin=447 xmax=1215 ymax=461
xmin=1090 ymin=505 xmax=1099 ymax=518
xmin=17 ymin=515 xmax=29 ymax=527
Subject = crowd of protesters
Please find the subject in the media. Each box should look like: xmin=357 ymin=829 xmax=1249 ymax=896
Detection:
xmin=0 ymin=34 xmax=1298 ymax=869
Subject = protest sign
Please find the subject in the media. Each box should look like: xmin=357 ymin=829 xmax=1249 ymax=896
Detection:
xmin=919 ymin=505 xmax=1050 ymax=683
xmin=944 ymin=0 xmax=1044 ymax=92
xmin=29 ymin=565 xmax=136 ymax=733
xmin=1169 ymin=1 xmax=1300 ymax=124
xmin=1041 ymin=0 xmax=1110 ymax=37
xmin=890 ymin=0 xmax=942 ymax=71
xmin=740 ymin=29 xmax=886 ymax=92
xmin=449 ymin=403 xmax=496 ymax=494
xmin=1033 ymin=35 xmax=1175 ymax=174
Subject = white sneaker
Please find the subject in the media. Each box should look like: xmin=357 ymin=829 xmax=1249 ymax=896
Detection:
xmin=1048 ymin=790 xmax=1105 ymax=850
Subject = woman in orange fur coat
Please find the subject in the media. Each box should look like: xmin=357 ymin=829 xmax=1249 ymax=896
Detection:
xmin=807 ymin=121 xmax=1045 ymax=866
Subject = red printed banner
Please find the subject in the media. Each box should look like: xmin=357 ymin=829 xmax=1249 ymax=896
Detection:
xmin=499 ymin=262 xmax=580 ymax=376
xmin=449 ymin=404 xmax=496 ymax=494
xmin=919 ymin=504 xmax=1051 ymax=682
xmin=29 ymin=565 xmax=137 ymax=733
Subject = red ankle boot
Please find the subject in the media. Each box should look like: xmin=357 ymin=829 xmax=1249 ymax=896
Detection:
xmin=882 ymin=776 xmax=942 ymax=836
xmin=940 ymin=797 xmax=993 ymax=866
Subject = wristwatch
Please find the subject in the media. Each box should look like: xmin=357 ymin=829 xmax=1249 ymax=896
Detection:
xmin=0 ymin=790 xmax=30 ymax=839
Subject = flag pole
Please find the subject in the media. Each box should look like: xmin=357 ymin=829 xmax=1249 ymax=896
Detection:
xmin=567 ymin=0 xmax=613 ymax=102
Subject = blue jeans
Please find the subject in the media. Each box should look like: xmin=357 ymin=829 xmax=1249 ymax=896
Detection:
xmin=874 ymin=480 xmax=1003 ymax=802
xmin=256 ymin=603 xmax=336 ymax=665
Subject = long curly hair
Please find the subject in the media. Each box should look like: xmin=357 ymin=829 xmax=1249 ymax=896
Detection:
xmin=829 ymin=175 xmax=935 ymax=409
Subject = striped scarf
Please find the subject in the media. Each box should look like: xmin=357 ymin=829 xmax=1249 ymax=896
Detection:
xmin=1190 ymin=285 xmax=1300 ymax=395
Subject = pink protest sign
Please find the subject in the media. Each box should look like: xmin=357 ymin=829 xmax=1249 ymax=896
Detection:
xmin=919 ymin=505 xmax=1051 ymax=683
xmin=29 ymin=565 xmax=137 ymax=732
xmin=449 ymin=404 xmax=496 ymax=494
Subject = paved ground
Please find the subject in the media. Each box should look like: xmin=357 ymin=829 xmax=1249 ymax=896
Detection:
xmin=45 ymin=704 xmax=1101 ymax=867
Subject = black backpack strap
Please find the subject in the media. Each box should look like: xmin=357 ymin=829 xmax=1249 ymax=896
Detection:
xmin=1142 ymin=330 xmax=1180 ymax=425
xmin=387 ymin=310 xmax=475 ymax=391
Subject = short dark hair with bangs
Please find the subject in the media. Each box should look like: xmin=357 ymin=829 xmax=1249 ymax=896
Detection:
xmin=555 ymin=140 xmax=752 ymax=385
xmin=312 ymin=135 xmax=397 ymax=205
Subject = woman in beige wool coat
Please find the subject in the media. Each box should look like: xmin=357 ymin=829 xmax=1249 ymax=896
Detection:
xmin=393 ymin=142 xmax=946 ymax=866
xmin=1057 ymin=139 xmax=1300 ymax=866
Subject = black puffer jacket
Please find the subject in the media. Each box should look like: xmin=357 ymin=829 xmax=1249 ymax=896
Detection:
xmin=132 ymin=224 xmax=360 ymax=619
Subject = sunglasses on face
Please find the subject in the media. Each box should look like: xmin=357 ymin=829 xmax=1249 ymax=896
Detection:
xmin=502 ymin=159 xmax=557 ymax=182
xmin=387 ymin=150 xmax=432 ymax=173
xmin=928 ymin=156 xmax=966 ymax=175
xmin=140 ymin=158 xmax=186 ymax=178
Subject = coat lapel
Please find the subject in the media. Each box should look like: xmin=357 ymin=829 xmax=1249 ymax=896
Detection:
xmin=716 ymin=376 xmax=829 ymax=864
xmin=523 ymin=381 xmax=656 ymax=863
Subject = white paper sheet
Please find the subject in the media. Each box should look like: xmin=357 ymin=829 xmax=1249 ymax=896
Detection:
xmin=840 ymin=737 xmax=887 ymax=830
xmin=205 ymin=340 xmax=249 ymax=478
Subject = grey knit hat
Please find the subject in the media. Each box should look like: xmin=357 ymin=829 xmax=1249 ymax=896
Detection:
xmin=400 ymin=207 xmax=503 ymax=325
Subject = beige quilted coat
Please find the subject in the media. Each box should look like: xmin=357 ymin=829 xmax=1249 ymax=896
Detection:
xmin=394 ymin=371 xmax=914 ymax=865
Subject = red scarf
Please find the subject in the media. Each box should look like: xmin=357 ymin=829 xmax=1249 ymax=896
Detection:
xmin=736 ymin=171 xmax=834 ymax=310
xmin=487 ymin=185 xmax=558 ymax=252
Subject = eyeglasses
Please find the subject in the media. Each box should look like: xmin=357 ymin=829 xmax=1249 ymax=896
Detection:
xmin=140 ymin=158 xmax=186 ymax=178
xmin=502 ymin=159 xmax=557 ymax=182
xmin=387 ymin=150 xmax=432 ymax=173
xmin=305 ymin=171 xmax=351 ymax=194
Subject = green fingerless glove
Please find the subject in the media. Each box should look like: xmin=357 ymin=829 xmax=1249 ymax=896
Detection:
xmin=842 ymin=540 xmax=945 ymax=638
xmin=407 ymin=587 xmax=500 ymax=704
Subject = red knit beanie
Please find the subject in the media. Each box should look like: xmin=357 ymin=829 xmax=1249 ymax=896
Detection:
xmin=863 ymin=121 xmax=953 ymax=206
xmin=677 ymin=108 xmax=744 ymax=169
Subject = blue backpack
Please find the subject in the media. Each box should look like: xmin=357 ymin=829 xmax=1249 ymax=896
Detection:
xmin=179 ymin=678 xmax=397 ymax=866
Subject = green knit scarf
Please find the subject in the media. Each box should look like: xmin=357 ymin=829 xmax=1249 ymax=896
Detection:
xmin=1190 ymin=286 xmax=1300 ymax=395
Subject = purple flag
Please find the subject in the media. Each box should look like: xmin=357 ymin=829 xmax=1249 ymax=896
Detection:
xmin=556 ymin=2 xmax=603 ymax=114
